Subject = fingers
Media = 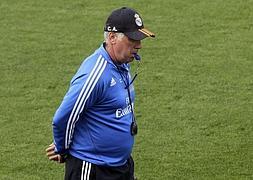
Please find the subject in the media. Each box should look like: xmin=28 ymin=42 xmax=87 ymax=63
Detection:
xmin=46 ymin=143 xmax=55 ymax=152
xmin=46 ymin=143 xmax=55 ymax=156
xmin=49 ymin=154 xmax=60 ymax=161
xmin=46 ymin=149 xmax=56 ymax=156
xmin=45 ymin=143 xmax=65 ymax=163
xmin=58 ymin=155 xmax=63 ymax=163
xmin=49 ymin=154 xmax=64 ymax=164
xmin=46 ymin=145 xmax=55 ymax=153
xmin=45 ymin=143 xmax=58 ymax=161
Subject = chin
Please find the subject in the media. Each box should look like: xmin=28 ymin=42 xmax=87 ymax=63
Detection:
xmin=123 ymin=57 xmax=134 ymax=64
xmin=128 ymin=57 xmax=134 ymax=62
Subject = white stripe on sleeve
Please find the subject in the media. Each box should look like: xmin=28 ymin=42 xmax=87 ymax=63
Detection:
xmin=65 ymin=55 xmax=107 ymax=149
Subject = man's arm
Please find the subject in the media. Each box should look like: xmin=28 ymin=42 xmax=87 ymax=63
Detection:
xmin=51 ymin=56 xmax=107 ymax=156
xmin=52 ymin=74 xmax=89 ymax=154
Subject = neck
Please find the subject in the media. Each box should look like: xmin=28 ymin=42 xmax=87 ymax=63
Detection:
xmin=104 ymin=42 xmax=122 ymax=65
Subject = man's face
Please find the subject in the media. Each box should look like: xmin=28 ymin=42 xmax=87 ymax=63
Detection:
xmin=113 ymin=34 xmax=142 ymax=64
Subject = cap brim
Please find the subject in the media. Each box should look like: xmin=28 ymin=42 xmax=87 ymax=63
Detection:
xmin=124 ymin=28 xmax=155 ymax=41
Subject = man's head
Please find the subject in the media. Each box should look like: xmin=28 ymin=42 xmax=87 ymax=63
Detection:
xmin=104 ymin=32 xmax=142 ymax=64
xmin=104 ymin=7 xmax=155 ymax=64
xmin=104 ymin=7 xmax=155 ymax=41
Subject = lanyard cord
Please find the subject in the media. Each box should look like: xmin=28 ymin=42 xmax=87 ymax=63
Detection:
xmin=124 ymin=74 xmax=136 ymax=124
xmin=113 ymin=64 xmax=137 ymax=125
xmin=127 ymin=60 xmax=141 ymax=88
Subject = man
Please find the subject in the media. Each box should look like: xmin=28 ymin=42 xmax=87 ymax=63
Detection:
xmin=46 ymin=7 xmax=155 ymax=180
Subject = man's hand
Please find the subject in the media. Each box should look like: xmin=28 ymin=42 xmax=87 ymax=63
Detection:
xmin=46 ymin=143 xmax=64 ymax=163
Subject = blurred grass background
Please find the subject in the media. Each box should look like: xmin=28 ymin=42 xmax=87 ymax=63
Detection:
xmin=0 ymin=0 xmax=252 ymax=179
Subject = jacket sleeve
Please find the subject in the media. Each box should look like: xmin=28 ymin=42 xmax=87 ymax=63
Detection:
xmin=52 ymin=57 xmax=107 ymax=154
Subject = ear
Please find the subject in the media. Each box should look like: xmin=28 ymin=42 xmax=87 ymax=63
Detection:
xmin=108 ymin=32 xmax=117 ymax=45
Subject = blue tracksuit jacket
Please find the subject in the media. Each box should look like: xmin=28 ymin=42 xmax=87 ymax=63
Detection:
xmin=52 ymin=43 xmax=135 ymax=167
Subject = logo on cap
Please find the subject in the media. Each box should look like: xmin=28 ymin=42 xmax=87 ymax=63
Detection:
xmin=107 ymin=26 xmax=118 ymax=32
xmin=134 ymin=14 xmax=142 ymax=27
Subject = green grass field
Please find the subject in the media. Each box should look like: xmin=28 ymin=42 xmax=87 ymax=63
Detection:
xmin=0 ymin=0 xmax=253 ymax=179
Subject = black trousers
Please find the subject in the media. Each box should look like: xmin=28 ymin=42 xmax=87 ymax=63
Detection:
xmin=64 ymin=155 xmax=135 ymax=180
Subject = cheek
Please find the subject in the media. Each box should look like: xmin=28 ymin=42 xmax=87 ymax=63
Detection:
xmin=117 ymin=44 xmax=131 ymax=56
xmin=115 ymin=38 xmax=134 ymax=58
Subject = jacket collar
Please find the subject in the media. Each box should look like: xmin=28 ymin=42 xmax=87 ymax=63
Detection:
xmin=97 ymin=43 xmax=129 ymax=72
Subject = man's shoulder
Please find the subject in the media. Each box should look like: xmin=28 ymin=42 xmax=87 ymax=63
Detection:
xmin=71 ymin=52 xmax=111 ymax=83
xmin=79 ymin=52 xmax=106 ymax=70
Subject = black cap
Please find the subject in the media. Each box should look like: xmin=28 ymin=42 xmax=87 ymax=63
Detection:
xmin=104 ymin=7 xmax=155 ymax=41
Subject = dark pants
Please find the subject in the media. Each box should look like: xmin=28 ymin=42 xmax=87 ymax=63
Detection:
xmin=64 ymin=155 xmax=135 ymax=180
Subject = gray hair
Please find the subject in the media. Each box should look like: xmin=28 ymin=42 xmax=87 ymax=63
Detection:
xmin=104 ymin=32 xmax=125 ymax=41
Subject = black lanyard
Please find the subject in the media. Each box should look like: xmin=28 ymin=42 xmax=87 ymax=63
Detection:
xmin=114 ymin=64 xmax=138 ymax=136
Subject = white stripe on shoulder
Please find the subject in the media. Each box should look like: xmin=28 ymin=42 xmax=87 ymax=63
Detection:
xmin=65 ymin=55 xmax=107 ymax=149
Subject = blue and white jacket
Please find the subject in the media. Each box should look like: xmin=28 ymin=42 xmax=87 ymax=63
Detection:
xmin=52 ymin=43 xmax=135 ymax=167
